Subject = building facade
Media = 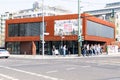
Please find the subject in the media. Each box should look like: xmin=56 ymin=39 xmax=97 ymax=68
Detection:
xmin=5 ymin=13 xmax=115 ymax=55
xmin=0 ymin=1 xmax=71 ymax=48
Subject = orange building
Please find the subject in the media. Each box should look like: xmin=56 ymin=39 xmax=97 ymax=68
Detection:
xmin=5 ymin=13 xmax=115 ymax=55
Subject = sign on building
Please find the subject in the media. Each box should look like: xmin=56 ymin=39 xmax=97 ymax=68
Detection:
xmin=54 ymin=19 xmax=80 ymax=36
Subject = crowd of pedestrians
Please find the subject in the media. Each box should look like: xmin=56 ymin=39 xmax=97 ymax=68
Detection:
xmin=52 ymin=44 xmax=103 ymax=57
xmin=82 ymin=44 xmax=103 ymax=56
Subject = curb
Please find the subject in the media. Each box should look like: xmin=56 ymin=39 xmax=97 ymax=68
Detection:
xmin=9 ymin=53 xmax=120 ymax=59
xmin=10 ymin=55 xmax=81 ymax=59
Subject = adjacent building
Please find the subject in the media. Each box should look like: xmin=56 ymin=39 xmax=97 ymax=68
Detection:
xmin=0 ymin=12 xmax=12 ymax=48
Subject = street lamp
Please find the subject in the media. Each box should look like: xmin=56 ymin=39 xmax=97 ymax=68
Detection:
xmin=42 ymin=0 xmax=45 ymax=56
xmin=41 ymin=0 xmax=49 ymax=56
xmin=78 ymin=0 xmax=82 ymax=56
xmin=61 ymin=36 xmax=65 ymax=46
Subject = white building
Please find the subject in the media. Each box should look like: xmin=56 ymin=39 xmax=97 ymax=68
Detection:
xmin=0 ymin=1 xmax=71 ymax=48
xmin=13 ymin=1 xmax=71 ymax=19
xmin=0 ymin=12 xmax=12 ymax=48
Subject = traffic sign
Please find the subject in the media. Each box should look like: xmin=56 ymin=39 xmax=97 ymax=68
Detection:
xmin=82 ymin=36 xmax=84 ymax=41
xmin=78 ymin=36 xmax=81 ymax=42
xmin=78 ymin=36 xmax=84 ymax=42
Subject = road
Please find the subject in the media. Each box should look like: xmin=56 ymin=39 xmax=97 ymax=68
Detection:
xmin=0 ymin=56 xmax=120 ymax=80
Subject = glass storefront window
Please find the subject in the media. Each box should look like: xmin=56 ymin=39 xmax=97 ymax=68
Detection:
xmin=8 ymin=22 xmax=46 ymax=37
xmin=6 ymin=42 xmax=20 ymax=54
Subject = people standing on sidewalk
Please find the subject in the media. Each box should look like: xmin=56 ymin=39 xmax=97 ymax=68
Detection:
xmin=59 ymin=45 xmax=63 ymax=55
xmin=97 ymin=44 xmax=101 ymax=55
xmin=52 ymin=45 xmax=56 ymax=55
xmin=94 ymin=44 xmax=98 ymax=55
xmin=89 ymin=44 xmax=94 ymax=56
xmin=106 ymin=45 xmax=108 ymax=55
xmin=86 ymin=44 xmax=90 ymax=56
xmin=68 ymin=46 xmax=71 ymax=55
xmin=63 ymin=45 xmax=66 ymax=56
xmin=82 ymin=44 xmax=87 ymax=56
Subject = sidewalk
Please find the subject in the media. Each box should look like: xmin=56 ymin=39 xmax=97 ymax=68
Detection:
xmin=10 ymin=53 xmax=120 ymax=59
xmin=10 ymin=54 xmax=80 ymax=59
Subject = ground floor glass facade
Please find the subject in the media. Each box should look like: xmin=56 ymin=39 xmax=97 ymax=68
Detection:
xmin=5 ymin=40 xmax=106 ymax=55
xmin=6 ymin=42 xmax=20 ymax=54
xmin=6 ymin=41 xmax=78 ymax=55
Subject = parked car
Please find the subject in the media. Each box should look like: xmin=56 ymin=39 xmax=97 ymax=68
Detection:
xmin=0 ymin=49 xmax=10 ymax=58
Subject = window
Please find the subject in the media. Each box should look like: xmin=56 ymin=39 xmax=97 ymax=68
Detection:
xmin=8 ymin=22 xmax=46 ymax=37
xmin=87 ymin=20 xmax=114 ymax=38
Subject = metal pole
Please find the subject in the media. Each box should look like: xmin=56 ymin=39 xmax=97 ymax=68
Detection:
xmin=42 ymin=0 xmax=45 ymax=56
xmin=60 ymin=34 xmax=62 ymax=46
xmin=78 ymin=0 xmax=82 ymax=56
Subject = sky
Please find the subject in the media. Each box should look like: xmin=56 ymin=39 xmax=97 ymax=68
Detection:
xmin=0 ymin=0 xmax=120 ymax=14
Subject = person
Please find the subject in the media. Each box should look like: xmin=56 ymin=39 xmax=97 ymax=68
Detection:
xmin=100 ymin=45 xmax=103 ymax=54
xmin=86 ymin=44 xmax=90 ymax=56
xmin=82 ymin=44 xmax=87 ymax=56
xmin=106 ymin=45 xmax=108 ymax=55
xmin=59 ymin=45 xmax=63 ymax=55
xmin=96 ymin=44 xmax=101 ymax=55
xmin=94 ymin=44 xmax=98 ymax=55
xmin=68 ymin=47 xmax=71 ymax=55
xmin=52 ymin=45 xmax=56 ymax=55
xmin=89 ymin=44 xmax=94 ymax=56
xmin=54 ymin=49 xmax=59 ymax=55
xmin=63 ymin=45 xmax=66 ymax=56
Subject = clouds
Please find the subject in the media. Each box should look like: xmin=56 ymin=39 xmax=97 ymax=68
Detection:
xmin=0 ymin=0 xmax=34 ymax=14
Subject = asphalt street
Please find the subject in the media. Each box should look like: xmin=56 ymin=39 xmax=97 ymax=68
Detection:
xmin=0 ymin=56 xmax=120 ymax=80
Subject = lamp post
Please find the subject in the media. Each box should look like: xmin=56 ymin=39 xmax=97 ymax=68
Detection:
xmin=42 ymin=0 xmax=45 ymax=56
xmin=41 ymin=0 xmax=49 ymax=56
xmin=61 ymin=36 xmax=65 ymax=46
xmin=78 ymin=0 xmax=82 ymax=56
